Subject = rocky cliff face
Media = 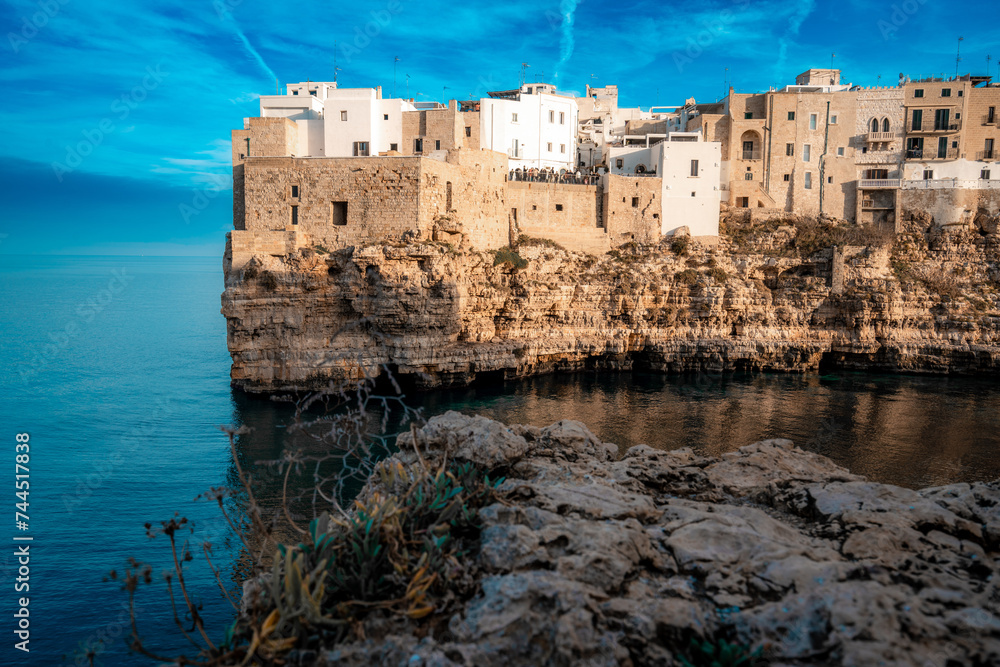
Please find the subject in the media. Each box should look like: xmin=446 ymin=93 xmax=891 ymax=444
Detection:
xmin=221 ymin=211 xmax=1000 ymax=392
xmin=312 ymin=412 xmax=1000 ymax=666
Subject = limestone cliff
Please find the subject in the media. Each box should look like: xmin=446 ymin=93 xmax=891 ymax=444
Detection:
xmin=221 ymin=211 xmax=1000 ymax=392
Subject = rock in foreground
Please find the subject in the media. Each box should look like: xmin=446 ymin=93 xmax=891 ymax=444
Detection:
xmin=316 ymin=412 xmax=999 ymax=666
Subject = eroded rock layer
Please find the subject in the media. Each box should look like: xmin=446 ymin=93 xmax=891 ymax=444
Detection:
xmin=319 ymin=412 xmax=1000 ymax=666
xmin=221 ymin=213 xmax=1000 ymax=392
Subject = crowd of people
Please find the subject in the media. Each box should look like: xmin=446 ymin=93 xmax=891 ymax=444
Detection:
xmin=508 ymin=167 xmax=602 ymax=185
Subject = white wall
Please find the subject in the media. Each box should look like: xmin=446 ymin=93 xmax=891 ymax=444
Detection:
xmin=608 ymin=145 xmax=657 ymax=174
xmin=660 ymin=140 xmax=722 ymax=237
xmin=903 ymin=158 xmax=996 ymax=181
xmin=480 ymin=91 xmax=578 ymax=170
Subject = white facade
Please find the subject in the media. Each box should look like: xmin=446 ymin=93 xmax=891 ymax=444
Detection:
xmin=259 ymin=82 xmax=417 ymax=157
xmin=607 ymin=132 xmax=723 ymax=237
xmin=480 ymin=85 xmax=579 ymax=170
xmin=576 ymin=85 xmax=653 ymax=168
xmin=902 ymin=158 xmax=997 ymax=182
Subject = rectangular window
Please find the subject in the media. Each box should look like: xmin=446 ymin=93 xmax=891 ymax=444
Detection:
xmin=837 ymin=147 xmax=845 ymax=156
xmin=690 ymin=159 xmax=699 ymax=176
xmin=331 ymin=201 xmax=347 ymax=226
xmin=353 ymin=141 xmax=369 ymax=157
xmin=737 ymin=196 xmax=749 ymax=208
xmin=804 ymin=172 xmax=812 ymax=189
xmin=290 ymin=205 xmax=298 ymax=225
xmin=912 ymin=109 xmax=922 ymax=131
xmin=941 ymin=88 xmax=951 ymax=97
xmin=555 ymin=204 xmax=563 ymax=211
xmin=985 ymin=138 xmax=995 ymax=159
xmin=744 ymin=172 xmax=753 ymax=181
xmin=389 ymin=143 xmax=398 ymax=151
xmin=309 ymin=90 xmax=316 ymax=96
xmin=384 ymin=114 xmax=389 ymax=120
xmin=292 ymin=90 xmax=299 ymax=95
xmin=560 ymin=144 xmax=566 ymax=153
xmin=958 ymin=90 xmax=964 ymax=97
xmin=341 ymin=110 xmax=348 ymax=121
xmin=744 ymin=112 xmax=753 ymax=119
xmin=830 ymin=114 xmax=838 ymax=124
xmin=414 ymin=138 xmax=423 ymax=153
xmin=291 ymin=185 xmax=299 ymax=198
xmin=809 ymin=113 xmax=817 ymax=130
xmin=616 ymin=158 xmax=624 ymax=168
xmin=547 ymin=142 xmax=553 ymax=152
xmin=803 ymin=144 xmax=811 ymax=162
xmin=923 ymin=169 xmax=934 ymax=180
xmin=827 ymin=176 xmax=833 ymax=184
xmin=914 ymin=89 xmax=924 ymax=98
xmin=934 ymin=108 xmax=950 ymax=131
xmin=783 ymin=174 xmax=790 ymax=181
xmin=786 ymin=143 xmax=794 ymax=156
xmin=559 ymin=111 xmax=565 ymax=124
xmin=981 ymin=169 xmax=991 ymax=180
xmin=989 ymin=107 xmax=996 ymax=123
xmin=435 ymin=140 xmax=441 ymax=150
xmin=549 ymin=110 xmax=555 ymax=123
xmin=465 ymin=126 xmax=472 ymax=137
xmin=787 ymin=111 xmax=795 ymax=120
xmin=937 ymin=136 xmax=948 ymax=158
xmin=631 ymin=197 xmax=639 ymax=207
xmin=512 ymin=113 xmax=518 ymax=122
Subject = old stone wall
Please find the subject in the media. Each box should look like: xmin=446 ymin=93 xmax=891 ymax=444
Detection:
xmin=462 ymin=111 xmax=481 ymax=151
xmin=507 ymin=181 xmax=609 ymax=253
xmin=421 ymin=149 xmax=509 ymax=249
xmin=604 ymin=175 xmax=662 ymax=244
xmin=964 ymin=86 xmax=1000 ymax=160
xmin=401 ymin=104 xmax=464 ymax=155
xmin=901 ymin=187 xmax=1000 ymax=227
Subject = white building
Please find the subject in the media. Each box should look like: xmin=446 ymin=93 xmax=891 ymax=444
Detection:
xmin=609 ymin=132 xmax=723 ymax=237
xmin=479 ymin=84 xmax=579 ymax=170
xmin=576 ymin=85 xmax=655 ymax=169
xmin=257 ymin=82 xmax=417 ymax=157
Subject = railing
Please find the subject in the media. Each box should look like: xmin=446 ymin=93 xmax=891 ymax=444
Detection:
xmin=507 ymin=149 xmax=523 ymax=158
xmin=740 ymin=150 xmax=762 ymax=160
xmin=909 ymin=119 xmax=962 ymax=133
xmin=905 ymin=148 xmax=960 ymax=160
xmin=858 ymin=179 xmax=901 ymax=188
xmin=977 ymin=150 xmax=996 ymax=161
xmin=901 ymin=178 xmax=1000 ymax=190
xmin=983 ymin=114 xmax=997 ymax=126
xmin=866 ymin=131 xmax=895 ymax=142
xmin=509 ymin=170 xmax=601 ymax=185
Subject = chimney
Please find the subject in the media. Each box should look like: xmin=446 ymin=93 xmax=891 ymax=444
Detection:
xmin=376 ymin=85 xmax=382 ymax=99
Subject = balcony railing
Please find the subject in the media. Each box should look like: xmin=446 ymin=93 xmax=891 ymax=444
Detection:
xmin=909 ymin=119 xmax=962 ymax=133
xmin=507 ymin=149 xmax=523 ymax=158
xmin=977 ymin=150 xmax=996 ymax=161
xmin=858 ymin=179 xmax=901 ymax=188
xmin=905 ymin=148 xmax=960 ymax=160
xmin=984 ymin=114 xmax=997 ymax=126
xmin=740 ymin=150 xmax=762 ymax=160
xmin=866 ymin=131 xmax=895 ymax=142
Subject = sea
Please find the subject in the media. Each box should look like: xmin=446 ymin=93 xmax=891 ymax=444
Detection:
xmin=1 ymin=255 xmax=998 ymax=666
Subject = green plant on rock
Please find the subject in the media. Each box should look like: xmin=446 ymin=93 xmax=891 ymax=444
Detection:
xmin=676 ymin=268 xmax=700 ymax=286
xmin=493 ymin=247 xmax=528 ymax=270
xmin=679 ymin=638 xmax=763 ymax=667
xmin=670 ymin=235 xmax=691 ymax=256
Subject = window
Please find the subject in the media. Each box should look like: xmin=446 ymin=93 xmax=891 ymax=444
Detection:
xmin=384 ymin=114 xmax=389 ymax=120
xmin=985 ymin=138 xmax=995 ymax=159
xmin=615 ymin=158 xmax=624 ymax=168
xmin=737 ymin=196 xmax=749 ymax=207
xmin=783 ymin=174 xmax=790 ymax=182
xmin=690 ymin=159 xmax=699 ymax=176
xmin=804 ymin=172 xmax=812 ymax=189
xmin=934 ymin=108 xmax=951 ymax=131
xmin=308 ymin=90 xmax=316 ymax=96
xmin=837 ymin=147 xmax=845 ymax=156
xmin=435 ymin=140 xmax=441 ymax=150
xmin=549 ymin=110 xmax=555 ymax=123
xmin=547 ymin=142 xmax=553 ymax=152
xmin=744 ymin=112 xmax=753 ymax=119
xmin=353 ymin=141 xmax=369 ymax=157
xmin=531 ymin=205 xmax=537 ymax=211
xmin=803 ymin=144 xmax=811 ymax=162
xmin=414 ymin=138 xmax=423 ymax=153
xmin=292 ymin=90 xmax=299 ymax=95
xmin=871 ymin=118 xmax=879 ymax=133
xmin=389 ymin=143 xmax=398 ymax=151
xmin=291 ymin=185 xmax=299 ymax=198
xmin=830 ymin=114 xmax=838 ymax=124
xmin=786 ymin=143 xmax=794 ymax=156
xmin=239 ymin=153 xmax=245 ymax=160
xmin=914 ymin=89 xmax=924 ymax=98
xmin=882 ymin=118 xmax=890 ymax=132
xmin=923 ymin=169 xmax=934 ymax=180
xmin=958 ymin=90 xmax=964 ymax=97
xmin=631 ymin=197 xmax=639 ymax=207
xmin=827 ymin=176 xmax=833 ymax=184
xmin=290 ymin=205 xmax=298 ymax=225
xmin=989 ymin=107 xmax=996 ymax=123
xmin=560 ymin=144 xmax=566 ymax=153
xmin=512 ymin=113 xmax=518 ymax=122
xmin=981 ymin=169 xmax=991 ymax=180
xmin=787 ymin=111 xmax=795 ymax=121
xmin=809 ymin=113 xmax=817 ymax=130
xmin=331 ymin=201 xmax=347 ymax=226
xmin=555 ymin=204 xmax=563 ymax=211
xmin=341 ymin=110 xmax=348 ymax=121
xmin=465 ymin=126 xmax=472 ymax=137
xmin=912 ymin=109 xmax=923 ymax=131
xmin=744 ymin=172 xmax=754 ymax=181
xmin=559 ymin=112 xmax=565 ymax=124
xmin=941 ymin=88 xmax=951 ymax=97
xmin=690 ymin=191 xmax=696 ymax=197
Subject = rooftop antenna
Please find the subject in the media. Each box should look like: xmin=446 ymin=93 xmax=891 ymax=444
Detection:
xmin=406 ymin=73 xmax=410 ymax=98
xmin=275 ymin=78 xmax=279 ymax=95
xmin=393 ymin=56 xmax=400 ymax=98
xmin=334 ymin=42 xmax=340 ymax=84
xmin=987 ymin=54 xmax=992 ymax=79
xmin=956 ymin=36 xmax=964 ymax=78
xmin=443 ymin=85 xmax=449 ymax=103
xmin=520 ymin=62 xmax=530 ymax=87
xmin=831 ymin=52 xmax=836 ymax=69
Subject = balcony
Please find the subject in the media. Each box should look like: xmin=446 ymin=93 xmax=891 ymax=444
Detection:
xmin=977 ymin=150 xmax=997 ymax=161
xmin=507 ymin=148 xmax=523 ymax=159
xmin=858 ymin=179 xmax=901 ymax=188
xmin=909 ymin=119 xmax=963 ymax=133
xmin=866 ymin=132 xmax=895 ymax=143
xmin=984 ymin=114 xmax=998 ymax=126
xmin=739 ymin=150 xmax=762 ymax=160
xmin=905 ymin=148 xmax=959 ymax=160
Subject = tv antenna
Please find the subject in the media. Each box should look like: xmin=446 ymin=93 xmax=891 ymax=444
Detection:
xmin=956 ymin=36 xmax=964 ymax=78
xmin=333 ymin=42 xmax=342 ymax=84
xmin=519 ymin=62 xmax=530 ymax=87
xmin=393 ymin=56 xmax=400 ymax=98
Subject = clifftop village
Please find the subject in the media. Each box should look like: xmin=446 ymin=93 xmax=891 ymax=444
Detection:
xmin=229 ymin=67 xmax=1000 ymax=267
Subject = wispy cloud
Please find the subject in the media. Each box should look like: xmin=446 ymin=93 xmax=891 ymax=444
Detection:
xmin=553 ymin=0 xmax=580 ymax=82
xmin=774 ymin=0 xmax=816 ymax=80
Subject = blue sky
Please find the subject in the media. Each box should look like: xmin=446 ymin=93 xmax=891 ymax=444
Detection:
xmin=1 ymin=0 xmax=997 ymax=255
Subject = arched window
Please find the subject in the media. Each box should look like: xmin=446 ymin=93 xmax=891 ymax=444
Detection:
xmin=870 ymin=118 xmax=879 ymax=133
xmin=882 ymin=118 xmax=890 ymax=133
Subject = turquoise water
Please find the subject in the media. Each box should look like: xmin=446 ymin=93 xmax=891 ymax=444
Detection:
xmin=1 ymin=255 xmax=999 ymax=665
